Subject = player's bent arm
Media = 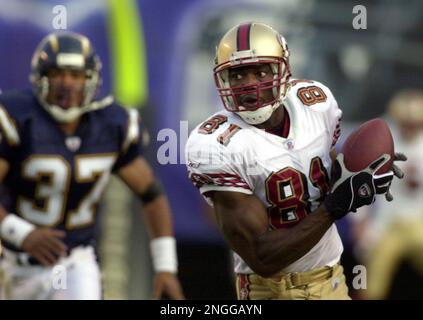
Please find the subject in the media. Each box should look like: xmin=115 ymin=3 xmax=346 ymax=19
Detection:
xmin=211 ymin=190 xmax=334 ymax=278
xmin=117 ymin=157 xmax=176 ymax=272
xmin=118 ymin=157 xmax=184 ymax=299
xmin=0 ymin=157 xmax=67 ymax=265
xmin=0 ymin=157 xmax=34 ymax=247
xmin=117 ymin=157 xmax=173 ymax=237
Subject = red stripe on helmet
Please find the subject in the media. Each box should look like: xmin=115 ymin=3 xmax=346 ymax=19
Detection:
xmin=237 ymin=23 xmax=251 ymax=51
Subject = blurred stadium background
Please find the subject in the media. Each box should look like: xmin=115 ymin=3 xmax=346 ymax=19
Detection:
xmin=0 ymin=0 xmax=422 ymax=299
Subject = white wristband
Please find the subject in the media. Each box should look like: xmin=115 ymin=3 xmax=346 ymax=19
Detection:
xmin=0 ymin=214 xmax=35 ymax=248
xmin=150 ymin=236 xmax=178 ymax=273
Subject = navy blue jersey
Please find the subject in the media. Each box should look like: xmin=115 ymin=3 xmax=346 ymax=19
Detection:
xmin=0 ymin=90 xmax=143 ymax=251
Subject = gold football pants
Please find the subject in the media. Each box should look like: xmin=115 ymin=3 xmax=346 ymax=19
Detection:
xmin=236 ymin=263 xmax=350 ymax=300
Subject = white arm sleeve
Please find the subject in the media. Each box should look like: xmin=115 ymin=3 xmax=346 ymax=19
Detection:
xmin=185 ymin=134 xmax=253 ymax=205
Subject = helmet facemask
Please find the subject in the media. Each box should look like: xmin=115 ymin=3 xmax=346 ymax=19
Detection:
xmin=214 ymin=57 xmax=290 ymax=124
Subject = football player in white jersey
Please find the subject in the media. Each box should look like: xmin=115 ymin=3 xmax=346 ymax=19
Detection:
xmin=185 ymin=22 xmax=404 ymax=300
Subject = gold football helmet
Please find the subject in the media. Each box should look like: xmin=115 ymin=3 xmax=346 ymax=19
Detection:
xmin=388 ymin=90 xmax=423 ymax=126
xmin=214 ymin=22 xmax=291 ymax=124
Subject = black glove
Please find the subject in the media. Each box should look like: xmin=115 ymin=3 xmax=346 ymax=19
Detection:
xmin=324 ymin=153 xmax=393 ymax=219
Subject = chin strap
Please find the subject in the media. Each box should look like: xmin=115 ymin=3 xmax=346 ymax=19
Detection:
xmin=39 ymin=95 xmax=114 ymax=123
xmin=237 ymin=103 xmax=279 ymax=125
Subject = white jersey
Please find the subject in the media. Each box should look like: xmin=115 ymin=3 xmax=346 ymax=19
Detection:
xmin=185 ymin=79 xmax=343 ymax=274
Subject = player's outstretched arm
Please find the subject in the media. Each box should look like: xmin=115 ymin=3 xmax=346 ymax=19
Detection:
xmin=117 ymin=157 xmax=185 ymax=300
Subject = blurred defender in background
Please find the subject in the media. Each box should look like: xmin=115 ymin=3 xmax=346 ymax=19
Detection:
xmin=0 ymin=31 xmax=184 ymax=299
xmin=354 ymin=90 xmax=423 ymax=299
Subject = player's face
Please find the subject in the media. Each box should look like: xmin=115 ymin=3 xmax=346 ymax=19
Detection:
xmin=228 ymin=64 xmax=275 ymax=110
xmin=46 ymin=68 xmax=86 ymax=109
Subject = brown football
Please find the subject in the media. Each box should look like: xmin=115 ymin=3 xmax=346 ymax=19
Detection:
xmin=341 ymin=118 xmax=394 ymax=174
